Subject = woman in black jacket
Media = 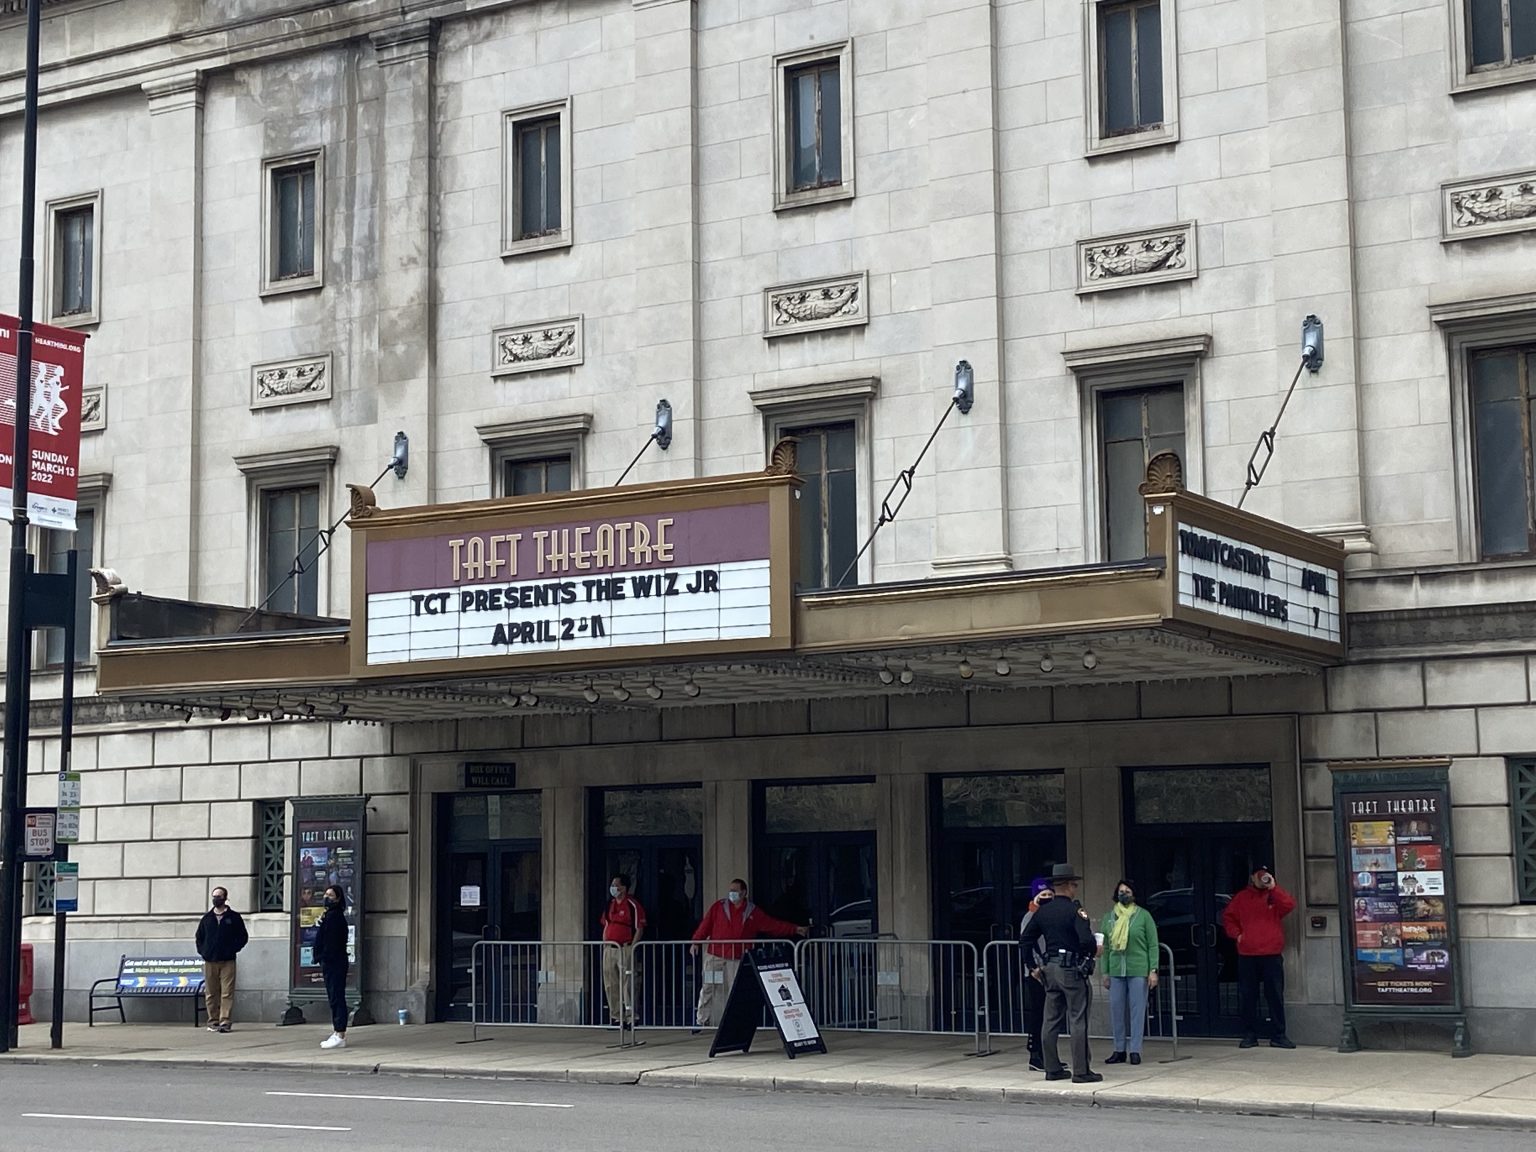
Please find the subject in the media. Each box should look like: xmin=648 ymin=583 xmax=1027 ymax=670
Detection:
xmin=315 ymin=885 xmax=351 ymax=1050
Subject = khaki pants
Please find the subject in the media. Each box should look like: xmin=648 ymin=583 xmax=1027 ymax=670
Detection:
xmin=602 ymin=943 xmax=638 ymax=1025
xmin=695 ymin=952 xmax=741 ymax=1028
xmin=203 ymin=960 xmax=237 ymax=1025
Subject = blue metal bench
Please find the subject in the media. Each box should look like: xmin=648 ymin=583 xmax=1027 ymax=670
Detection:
xmin=89 ymin=955 xmax=206 ymax=1027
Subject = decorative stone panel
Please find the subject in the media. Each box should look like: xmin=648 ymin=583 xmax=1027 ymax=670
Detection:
xmin=491 ymin=315 xmax=584 ymax=377
xmin=763 ymin=272 xmax=868 ymax=338
xmin=1076 ymin=223 xmax=1197 ymax=294
xmin=251 ymin=353 xmax=332 ymax=410
xmin=1442 ymin=170 xmax=1536 ymax=242
xmin=80 ymin=384 xmax=106 ymax=432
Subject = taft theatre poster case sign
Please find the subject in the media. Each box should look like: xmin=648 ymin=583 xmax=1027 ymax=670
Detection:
xmin=289 ymin=798 xmax=366 ymax=1006
xmin=1332 ymin=763 xmax=1470 ymax=1056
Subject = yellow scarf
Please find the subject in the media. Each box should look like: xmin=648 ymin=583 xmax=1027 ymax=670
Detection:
xmin=1109 ymin=902 xmax=1136 ymax=951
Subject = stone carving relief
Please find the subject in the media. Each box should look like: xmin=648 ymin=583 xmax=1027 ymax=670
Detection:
xmin=1076 ymin=223 xmax=1198 ymax=294
xmin=1442 ymin=170 xmax=1536 ymax=241
xmin=251 ymin=354 xmax=332 ymax=410
xmin=80 ymin=385 xmax=106 ymax=432
xmin=492 ymin=316 xmax=584 ymax=376
xmin=763 ymin=272 xmax=869 ymax=337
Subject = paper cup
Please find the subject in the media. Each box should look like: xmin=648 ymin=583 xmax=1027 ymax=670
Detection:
xmin=1094 ymin=932 xmax=1105 ymax=947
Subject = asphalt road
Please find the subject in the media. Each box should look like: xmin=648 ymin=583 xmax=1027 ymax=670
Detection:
xmin=0 ymin=1065 xmax=1527 ymax=1151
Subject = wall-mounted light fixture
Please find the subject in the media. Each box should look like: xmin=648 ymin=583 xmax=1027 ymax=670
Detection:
xmin=615 ymin=399 xmax=675 ymax=485
xmin=953 ymin=360 xmax=974 ymax=415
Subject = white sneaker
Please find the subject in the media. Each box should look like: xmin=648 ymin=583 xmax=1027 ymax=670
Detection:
xmin=320 ymin=1033 xmax=347 ymax=1050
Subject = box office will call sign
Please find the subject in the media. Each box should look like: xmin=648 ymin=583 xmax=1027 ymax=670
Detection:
xmin=1345 ymin=790 xmax=1456 ymax=1008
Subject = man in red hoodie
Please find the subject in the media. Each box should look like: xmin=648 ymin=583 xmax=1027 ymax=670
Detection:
xmin=1221 ymin=864 xmax=1297 ymax=1050
xmin=690 ymin=878 xmax=808 ymax=1032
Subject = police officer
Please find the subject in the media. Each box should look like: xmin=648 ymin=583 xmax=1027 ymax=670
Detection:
xmin=1019 ymin=862 xmax=1102 ymax=1083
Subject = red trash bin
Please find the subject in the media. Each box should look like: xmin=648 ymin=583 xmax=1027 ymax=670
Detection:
xmin=18 ymin=943 xmax=34 ymax=1026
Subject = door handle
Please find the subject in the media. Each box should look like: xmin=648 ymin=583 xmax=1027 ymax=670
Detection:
xmin=1208 ymin=924 xmax=1219 ymax=948
xmin=1189 ymin=923 xmax=1201 ymax=948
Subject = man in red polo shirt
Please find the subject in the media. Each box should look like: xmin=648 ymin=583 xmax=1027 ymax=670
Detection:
xmin=689 ymin=878 xmax=808 ymax=1032
xmin=600 ymin=873 xmax=646 ymax=1029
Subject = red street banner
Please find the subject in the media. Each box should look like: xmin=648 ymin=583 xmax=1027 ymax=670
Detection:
xmin=0 ymin=314 xmax=87 ymax=532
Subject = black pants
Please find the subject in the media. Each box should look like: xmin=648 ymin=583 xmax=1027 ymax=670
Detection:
xmin=1237 ymin=954 xmax=1286 ymax=1040
xmin=323 ymin=961 xmax=350 ymax=1034
xmin=1024 ymin=973 xmax=1046 ymax=1059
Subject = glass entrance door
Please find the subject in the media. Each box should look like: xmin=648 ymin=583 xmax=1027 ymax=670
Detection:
xmin=753 ymin=781 xmax=878 ymax=936
xmin=1122 ymin=766 xmax=1274 ymax=1037
xmin=436 ymin=792 xmax=542 ymax=1022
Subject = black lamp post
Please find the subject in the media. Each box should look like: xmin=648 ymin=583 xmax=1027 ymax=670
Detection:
xmin=0 ymin=0 xmax=44 ymax=1054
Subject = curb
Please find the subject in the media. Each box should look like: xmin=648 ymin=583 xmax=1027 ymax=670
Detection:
xmin=3 ymin=1052 xmax=1533 ymax=1131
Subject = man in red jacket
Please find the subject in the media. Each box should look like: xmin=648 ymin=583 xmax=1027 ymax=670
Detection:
xmin=689 ymin=878 xmax=808 ymax=1032
xmin=1221 ymin=864 xmax=1297 ymax=1049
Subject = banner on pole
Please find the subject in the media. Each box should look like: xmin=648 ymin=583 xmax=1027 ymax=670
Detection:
xmin=0 ymin=315 xmax=87 ymax=532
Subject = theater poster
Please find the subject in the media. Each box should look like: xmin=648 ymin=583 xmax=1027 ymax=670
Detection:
xmin=287 ymin=798 xmax=367 ymax=1007
xmin=1332 ymin=762 xmax=1469 ymax=1055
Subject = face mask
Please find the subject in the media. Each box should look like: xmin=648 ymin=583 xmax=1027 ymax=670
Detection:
xmin=1117 ymin=893 xmax=1134 ymax=905
xmin=727 ymin=891 xmax=742 ymax=905
xmin=609 ymin=885 xmax=620 ymax=898
xmin=325 ymin=895 xmax=340 ymax=908
xmin=212 ymin=896 xmax=226 ymax=908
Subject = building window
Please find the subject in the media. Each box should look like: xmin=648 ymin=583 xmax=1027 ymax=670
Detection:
xmin=1469 ymin=345 xmax=1536 ymax=557
xmin=503 ymin=100 xmax=573 ymax=255
xmin=773 ymin=42 xmax=855 ymax=210
xmin=478 ymin=413 xmax=592 ymax=497
xmin=504 ymin=454 xmax=573 ymax=497
xmin=1514 ymin=760 xmax=1536 ymax=903
xmin=44 ymin=192 xmax=102 ymax=327
xmin=236 ymin=446 xmax=336 ymax=615
xmin=1468 ymin=0 xmax=1536 ymax=71
xmin=786 ymin=422 xmax=858 ymax=590
xmin=262 ymin=486 xmax=321 ymax=616
xmin=1100 ymin=384 xmax=1185 ymax=562
xmin=38 ymin=506 xmax=98 ymax=669
xmin=261 ymin=151 xmax=324 ymax=294
xmin=258 ymin=800 xmax=287 ymax=913
xmin=1085 ymin=1 xmax=1179 ymax=155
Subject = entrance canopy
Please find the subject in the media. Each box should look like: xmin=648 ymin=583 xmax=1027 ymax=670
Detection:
xmin=93 ymin=452 xmax=1346 ymax=723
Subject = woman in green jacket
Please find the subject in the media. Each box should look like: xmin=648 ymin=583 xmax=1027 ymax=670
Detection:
xmin=1099 ymin=878 xmax=1159 ymax=1065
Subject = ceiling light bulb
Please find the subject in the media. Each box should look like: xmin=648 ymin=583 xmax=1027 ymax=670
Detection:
xmin=1039 ymin=655 xmax=1054 ymax=674
xmin=583 ymin=684 xmax=600 ymax=704
xmin=614 ymin=686 xmax=632 ymax=702
xmin=646 ymin=683 xmax=663 ymax=700
xmin=958 ymin=659 xmax=973 ymax=680
xmin=995 ymin=658 xmax=1011 ymax=677
xmin=520 ymin=692 xmax=539 ymax=708
xmin=899 ymin=665 xmax=914 ymax=686
xmin=684 ymin=681 xmax=701 ymax=698
xmin=219 ymin=708 xmax=233 ymax=722
xmin=878 ymin=667 xmax=895 ymax=685
xmin=1083 ymin=650 xmax=1098 ymax=670
xmin=244 ymin=706 xmax=260 ymax=721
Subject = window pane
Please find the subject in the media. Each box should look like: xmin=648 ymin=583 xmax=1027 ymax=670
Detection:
xmin=542 ymin=124 xmax=561 ymax=230
xmin=518 ymin=124 xmax=545 ymax=237
xmin=57 ymin=208 xmax=92 ymax=315
xmin=1102 ymin=391 xmax=1143 ymax=441
xmin=796 ymin=470 xmax=825 ymax=590
xmin=941 ymin=773 xmax=1066 ymax=828
xmin=1105 ymin=438 xmax=1148 ymax=561
xmin=275 ymin=167 xmax=314 ymax=279
xmin=763 ymin=782 xmax=875 ymax=834
xmin=509 ymin=461 xmax=541 ymax=496
xmin=789 ymin=70 xmax=818 ymax=189
xmin=1135 ymin=2 xmax=1163 ymax=126
xmin=818 ymin=64 xmax=842 ymax=185
xmin=603 ymin=786 xmax=703 ymax=836
xmin=1471 ymin=353 xmax=1531 ymax=556
xmin=298 ymin=169 xmax=315 ymax=277
xmin=825 ymin=423 xmax=856 ymax=472
xmin=1145 ymin=384 xmax=1183 ymax=435
xmin=1513 ymin=0 xmax=1536 ymax=60
xmin=1102 ymin=7 xmax=1136 ymax=134
xmin=545 ymin=457 xmax=572 ymax=493
xmin=826 ymin=467 xmax=858 ymax=589
xmin=1131 ymin=767 xmax=1272 ymax=825
xmin=1469 ymin=0 xmax=1508 ymax=66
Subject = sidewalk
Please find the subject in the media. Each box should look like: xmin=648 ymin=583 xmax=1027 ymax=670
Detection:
xmin=5 ymin=1022 xmax=1536 ymax=1130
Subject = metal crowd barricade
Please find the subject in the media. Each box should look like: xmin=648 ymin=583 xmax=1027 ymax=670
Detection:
xmin=471 ymin=939 xmax=619 ymax=1041
xmin=630 ymin=938 xmax=797 ymax=1037
xmin=976 ymin=939 xmax=1182 ymax=1060
xmin=793 ymin=937 xmax=983 ymax=1052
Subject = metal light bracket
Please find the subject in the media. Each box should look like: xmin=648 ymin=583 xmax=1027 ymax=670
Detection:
xmin=391 ymin=431 xmax=410 ymax=480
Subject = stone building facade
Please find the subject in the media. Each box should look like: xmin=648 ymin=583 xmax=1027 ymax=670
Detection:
xmin=1 ymin=0 xmax=1534 ymax=1051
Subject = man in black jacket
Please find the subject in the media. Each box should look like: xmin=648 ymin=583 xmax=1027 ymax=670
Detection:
xmin=1019 ymin=863 xmax=1101 ymax=1084
xmin=195 ymin=886 xmax=249 ymax=1033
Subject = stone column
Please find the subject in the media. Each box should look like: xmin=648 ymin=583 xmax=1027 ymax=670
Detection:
xmin=926 ymin=0 xmax=1010 ymax=576
xmin=542 ymin=784 xmax=589 ymax=1023
xmin=138 ymin=73 xmax=203 ymax=599
xmin=369 ymin=21 xmax=437 ymax=506
xmin=629 ymin=0 xmax=700 ymax=482
xmin=706 ymin=778 xmax=750 ymax=902
xmin=1264 ymin=1 xmax=1374 ymax=566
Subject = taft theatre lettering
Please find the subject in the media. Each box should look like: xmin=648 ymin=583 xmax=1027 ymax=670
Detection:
xmin=1175 ymin=525 xmax=1342 ymax=645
